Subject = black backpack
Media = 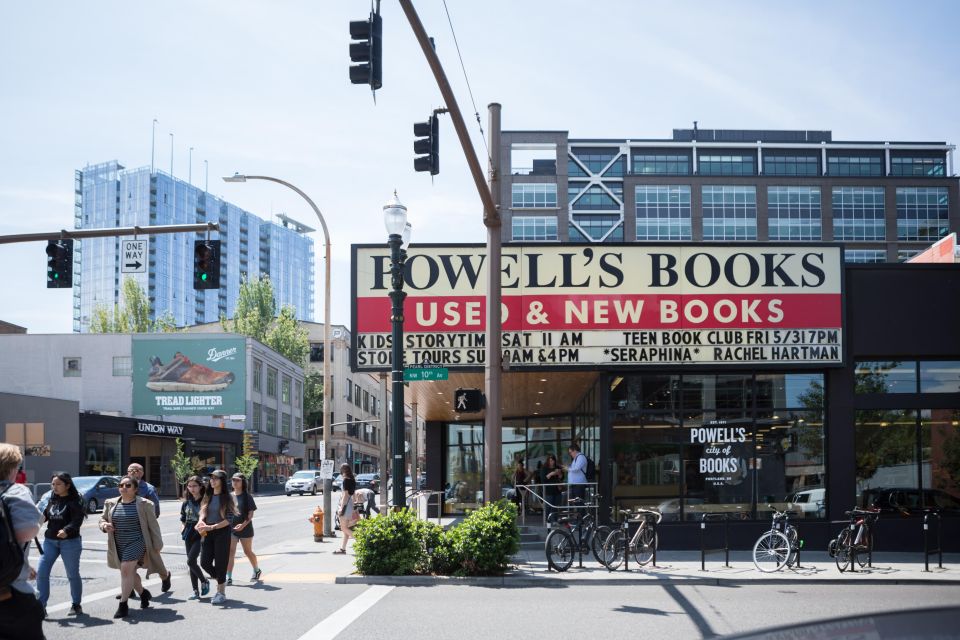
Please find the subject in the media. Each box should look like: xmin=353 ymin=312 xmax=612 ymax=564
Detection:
xmin=0 ymin=485 xmax=26 ymax=591
xmin=583 ymin=455 xmax=596 ymax=482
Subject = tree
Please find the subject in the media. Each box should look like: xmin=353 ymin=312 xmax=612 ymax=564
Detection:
xmin=234 ymin=454 xmax=259 ymax=480
xmin=89 ymin=276 xmax=176 ymax=333
xmin=267 ymin=306 xmax=309 ymax=368
xmin=304 ymin=370 xmax=325 ymax=431
xmin=169 ymin=438 xmax=194 ymax=495
xmin=222 ymin=274 xmax=309 ymax=367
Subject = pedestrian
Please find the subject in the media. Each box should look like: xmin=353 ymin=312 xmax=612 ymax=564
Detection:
xmin=354 ymin=487 xmax=379 ymax=519
xmin=333 ymin=464 xmax=357 ymax=554
xmin=124 ymin=463 xmax=171 ymax=593
xmin=196 ymin=469 xmax=236 ymax=604
xmin=99 ymin=475 xmax=164 ymax=619
xmin=226 ymin=473 xmax=261 ymax=584
xmin=180 ymin=475 xmax=209 ymax=600
xmin=37 ymin=472 xmax=86 ymax=617
xmin=540 ymin=454 xmax=564 ymax=520
xmin=565 ymin=444 xmax=588 ymax=504
xmin=511 ymin=459 xmax=530 ymax=511
xmin=0 ymin=443 xmax=44 ymax=640
xmin=15 ymin=466 xmax=27 ymax=484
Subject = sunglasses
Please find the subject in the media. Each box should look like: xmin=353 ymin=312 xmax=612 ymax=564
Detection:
xmin=119 ymin=483 xmax=134 ymax=489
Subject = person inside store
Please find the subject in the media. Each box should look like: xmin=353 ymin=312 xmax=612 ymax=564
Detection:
xmin=540 ymin=454 xmax=564 ymax=520
xmin=37 ymin=471 xmax=86 ymax=617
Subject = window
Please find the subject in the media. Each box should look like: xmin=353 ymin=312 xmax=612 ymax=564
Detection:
xmin=569 ymin=149 xmax=623 ymax=175
xmin=632 ymin=154 xmax=690 ymax=175
xmin=891 ymin=156 xmax=945 ymax=177
xmin=346 ymin=414 xmax=356 ymax=438
xmin=265 ymin=408 xmax=277 ymax=435
xmin=511 ymin=183 xmax=557 ymax=208
xmin=309 ymin=344 xmax=324 ymax=362
xmin=635 ymin=185 xmax=691 ymax=241
xmin=282 ymin=413 xmax=291 ymax=437
xmin=511 ymin=216 xmax=558 ymax=241
xmin=855 ymin=409 xmax=918 ymax=506
xmin=832 ymin=187 xmax=885 ymax=241
xmin=267 ymin=367 xmax=278 ymax=398
xmin=112 ymin=356 xmax=132 ymax=377
xmin=354 ymin=383 xmax=362 ymax=408
xmin=569 ymin=183 xmax=621 ymax=210
xmin=702 ymin=186 xmax=757 ymax=240
xmin=295 ymin=381 xmax=303 ymax=408
xmin=295 ymin=417 xmax=302 ymax=441
xmin=363 ymin=390 xmax=370 ymax=413
xmin=855 ymin=361 xmax=917 ymax=394
xmin=346 ymin=378 xmax=353 ymax=403
xmin=252 ymin=403 xmax=262 ymax=431
xmin=896 ymin=187 xmax=949 ymax=242
xmin=763 ymin=155 xmax=819 ymax=176
xmin=63 ymin=357 xmax=81 ymax=377
xmin=898 ymin=249 xmax=922 ymax=262
xmin=920 ymin=362 xmax=960 ymax=393
xmin=282 ymin=376 xmax=291 ymax=404
xmin=828 ymin=155 xmax=882 ymax=176
xmin=845 ymin=249 xmax=887 ymax=263
xmin=767 ymin=186 xmax=822 ymax=241
xmin=82 ymin=432 xmax=121 ymax=476
xmin=570 ymin=214 xmax=623 ymax=243
xmin=253 ymin=359 xmax=263 ymax=392
xmin=362 ymin=422 xmax=369 ymax=443
xmin=698 ymin=154 xmax=755 ymax=176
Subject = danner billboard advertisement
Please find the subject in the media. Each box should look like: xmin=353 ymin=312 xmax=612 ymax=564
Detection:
xmin=352 ymin=243 xmax=844 ymax=370
xmin=132 ymin=337 xmax=246 ymax=415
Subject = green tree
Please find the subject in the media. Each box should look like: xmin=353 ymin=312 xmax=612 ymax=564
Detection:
xmin=89 ymin=277 xmax=176 ymax=333
xmin=304 ymin=371 xmax=325 ymax=431
xmin=222 ymin=274 xmax=309 ymax=367
xmin=234 ymin=454 xmax=259 ymax=479
xmin=266 ymin=306 xmax=309 ymax=368
xmin=169 ymin=437 xmax=194 ymax=495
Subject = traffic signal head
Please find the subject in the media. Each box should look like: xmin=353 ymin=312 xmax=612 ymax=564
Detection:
xmin=193 ymin=240 xmax=221 ymax=290
xmin=45 ymin=239 xmax=73 ymax=288
xmin=349 ymin=11 xmax=382 ymax=90
xmin=413 ymin=115 xmax=439 ymax=175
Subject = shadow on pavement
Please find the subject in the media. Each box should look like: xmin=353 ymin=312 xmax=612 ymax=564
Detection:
xmin=116 ymin=609 xmax=186 ymax=624
xmin=662 ymin=583 xmax=718 ymax=639
xmin=216 ymin=600 xmax=269 ymax=612
xmin=52 ymin=615 xmax=113 ymax=629
xmin=611 ymin=605 xmax=678 ymax=616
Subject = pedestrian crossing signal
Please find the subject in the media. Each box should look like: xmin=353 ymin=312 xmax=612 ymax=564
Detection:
xmin=454 ymin=388 xmax=483 ymax=413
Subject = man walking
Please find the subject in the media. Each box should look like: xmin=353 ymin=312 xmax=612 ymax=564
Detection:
xmin=565 ymin=444 xmax=588 ymax=504
xmin=124 ymin=463 xmax=171 ymax=593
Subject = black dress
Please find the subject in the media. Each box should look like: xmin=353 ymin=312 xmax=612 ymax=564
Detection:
xmin=232 ymin=492 xmax=257 ymax=539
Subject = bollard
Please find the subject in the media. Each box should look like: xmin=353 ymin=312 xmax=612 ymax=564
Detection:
xmin=923 ymin=511 xmax=943 ymax=572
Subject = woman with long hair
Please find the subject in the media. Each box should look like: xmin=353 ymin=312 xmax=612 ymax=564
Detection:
xmin=333 ymin=464 xmax=357 ymax=554
xmin=197 ymin=469 xmax=236 ymax=604
xmin=540 ymin=454 xmax=564 ymax=520
xmin=99 ymin=475 xmax=164 ymax=619
xmin=37 ymin=471 xmax=86 ymax=616
xmin=180 ymin=475 xmax=209 ymax=600
xmin=226 ymin=473 xmax=261 ymax=584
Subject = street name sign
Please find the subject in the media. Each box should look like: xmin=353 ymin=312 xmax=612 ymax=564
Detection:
xmin=403 ymin=367 xmax=449 ymax=381
xmin=121 ymin=239 xmax=147 ymax=273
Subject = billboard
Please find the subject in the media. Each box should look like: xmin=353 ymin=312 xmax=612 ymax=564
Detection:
xmin=352 ymin=244 xmax=844 ymax=371
xmin=132 ymin=337 xmax=247 ymax=416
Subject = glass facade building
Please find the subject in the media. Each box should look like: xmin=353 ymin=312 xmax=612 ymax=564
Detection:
xmin=73 ymin=161 xmax=315 ymax=331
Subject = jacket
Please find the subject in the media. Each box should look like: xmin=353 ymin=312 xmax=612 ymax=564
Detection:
xmin=99 ymin=497 xmax=164 ymax=576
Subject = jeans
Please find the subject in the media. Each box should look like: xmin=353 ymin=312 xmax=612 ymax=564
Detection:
xmin=37 ymin=536 xmax=83 ymax=607
xmin=200 ymin=527 xmax=231 ymax=585
xmin=185 ymin=531 xmax=205 ymax=591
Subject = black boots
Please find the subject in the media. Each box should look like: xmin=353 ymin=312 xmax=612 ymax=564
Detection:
xmin=140 ymin=588 xmax=152 ymax=609
xmin=113 ymin=601 xmax=129 ymax=619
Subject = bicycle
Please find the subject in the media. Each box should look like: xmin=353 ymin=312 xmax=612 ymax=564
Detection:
xmin=829 ymin=507 xmax=878 ymax=572
xmin=543 ymin=498 xmax=610 ymax=572
xmin=751 ymin=506 xmax=800 ymax=572
xmin=601 ymin=507 xmax=661 ymax=570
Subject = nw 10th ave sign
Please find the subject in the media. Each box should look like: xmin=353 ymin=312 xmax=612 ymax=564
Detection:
xmin=351 ymin=243 xmax=844 ymax=371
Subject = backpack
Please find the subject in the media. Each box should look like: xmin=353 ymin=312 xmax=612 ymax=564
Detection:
xmin=0 ymin=485 xmax=26 ymax=591
xmin=583 ymin=455 xmax=596 ymax=482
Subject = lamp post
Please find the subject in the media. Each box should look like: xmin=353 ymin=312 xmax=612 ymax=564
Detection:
xmin=222 ymin=173 xmax=334 ymax=536
xmin=383 ymin=193 xmax=410 ymax=510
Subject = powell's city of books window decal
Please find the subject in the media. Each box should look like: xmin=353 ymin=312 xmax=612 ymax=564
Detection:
xmin=351 ymin=244 xmax=844 ymax=371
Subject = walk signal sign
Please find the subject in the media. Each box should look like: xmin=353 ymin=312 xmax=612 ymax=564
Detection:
xmin=194 ymin=240 xmax=220 ymax=290
xmin=454 ymin=388 xmax=483 ymax=413
xmin=46 ymin=239 xmax=73 ymax=288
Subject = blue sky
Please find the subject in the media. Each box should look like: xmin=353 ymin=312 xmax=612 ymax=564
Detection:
xmin=1 ymin=1 xmax=958 ymax=333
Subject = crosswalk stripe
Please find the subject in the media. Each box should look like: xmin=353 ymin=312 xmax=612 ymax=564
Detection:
xmin=297 ymin=585 xmax=393 ymax=640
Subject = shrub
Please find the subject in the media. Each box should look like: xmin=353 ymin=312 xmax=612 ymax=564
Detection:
xmin=445 ymin=500 xmax=520 ymax=576
xmin=352 ymin=510 xmax=423 ymax=576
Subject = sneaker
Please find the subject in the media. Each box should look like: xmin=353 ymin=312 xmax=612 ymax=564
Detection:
xmin=161 ymin=571 xmax=172 ymax=593
xmin=251 ymin=568 xmax=262 ymax=581
xmin=147 ymin=353 xmax=236 ymax=392
xmin=69 ymin=603 xmax=83 ymax=616
xmin=188 ymin=591 xmax=200 ymax=600
xmin=226 ymin=575 xmax=233 ymax=586
xmin=211 ymin=592 xmax=226 ymax=605
xmin=200 ymin=580 xmax=210 ymax=596
xmin=139 ymin=588 xmax=152 ymax=610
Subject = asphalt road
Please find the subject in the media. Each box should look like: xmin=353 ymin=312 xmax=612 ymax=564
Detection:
xmin=35 ymin=494 xmax=960 ymax=640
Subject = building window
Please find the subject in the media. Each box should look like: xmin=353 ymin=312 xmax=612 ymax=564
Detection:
xmin=295 ymin=381 xmax=303 ymax=408
xmin=702 ymin=186 xmax=757 ymax=241
xmin=698 ymin=154 xmax=755 ymax=176
xmin=570 ymin=214 xmax=623 ymax=243
xmin=632 ymin=154 xmax=690 ymax=175
xmin=295 ymin=417 xmax=302 ymax=441
xmin=265 ymin=408 xmax=277 ymax=435
xmin=891 ymin=156 xmax=945 ymax=177
xmin=896 ymin=187 xmax=949 ymax=242
xmin=253 ymin=403 xmax=262 ymax=431
xmin=767 ymin=186 xmax=822 ymax=241
xmin=354 ymin=383 xmax=362 ymax=408
xmin=267 ymin=367 xmax=278 ymax=398
xmin=511 ymin=183 xmax=557 ymax=208
xmin=763 ymin=155 xmax=819 ymax=176
xmin=635 ymin=185 xmax=691 ymax=241
xmin=346 ymin=378 xmax=353 ymax=403
xmin=347 ymin=414 xmax=356 ymax=438
xmin=828 ymin=155 xmax=882 ymax=177
xmin=63 ymin=357 xmax=81 ymax=377
xmin=897 ymin=249 xmax=922 ymax=262
xmin=309 ymin=344 xmax=324 ymax=362
xmin=832 ymin=187 xmax=885 ymax=241
xmin=282 ymin=376 xmax=291 ymax=404
xmin=363 ymin=390 xmax=370 ymax=413
xmin=82 ymin=432 xmax=121 ymax=476
xmin=112 ymin=356 xmax=132 ymax=377
xmin=854 ymin=361 xmax=917 ymax=394
xmin=569 ymin=183 xmax=621 ymax=211
xmin=253 ymin=359 xmax=262 ymax=392
xmin=920 ymin=361 xmax=960 ymax=393
xmin=282 ymin=413 xmax=291 ymax=438
xmin=569 ymin=149 xmax=624 ymax=176
xmin=845 ymin=249 xmax=887 ymax=263
xmin=511 ymin=216 xmax=558 ymax=241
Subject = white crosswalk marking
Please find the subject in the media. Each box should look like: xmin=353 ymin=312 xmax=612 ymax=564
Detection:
xmin=297 ymin=585 xmax=393 ymax=640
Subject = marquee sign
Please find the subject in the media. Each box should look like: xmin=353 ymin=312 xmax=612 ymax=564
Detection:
xmin=351 ymin=244 xmax=844 ymax=371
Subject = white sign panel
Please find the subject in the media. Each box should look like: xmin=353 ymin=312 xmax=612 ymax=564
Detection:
xmin=121 ymin=239 xmax=148 ymax=273
xmin=319 ymin=459 xmax=335 ymax=480
xmin=318 ymin=441 xmax=325 ymax=462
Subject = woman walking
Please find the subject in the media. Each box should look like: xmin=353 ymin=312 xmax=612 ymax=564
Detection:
xmin=197 ymin=469 xmax=236 ymax=604
xmin=37 ymin=471 xmax=86 ymax=617
xmin=180 ymin=475 xmax=209 ymax=600
xmin=99 ymin=475 xmax=164 ymax=619
xmin=226 ymin=473 xmax=261 ymax=584
xmin=333 ymin=464 xmax=357 ymax=554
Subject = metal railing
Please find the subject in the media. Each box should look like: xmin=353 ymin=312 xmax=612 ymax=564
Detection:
xmin=405 ymin=490 xmax=446 ymax=526
xmin=700 ymin=513 xmax=730 ymax=570
xmin=514 ymin=482 xmax=600 ymax=526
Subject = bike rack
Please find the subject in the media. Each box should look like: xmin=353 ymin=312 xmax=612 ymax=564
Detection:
xmin=700 ymin=513 xmax=730 ymax=571
xmin=616 ymin=513 xmax=658 ymax=572
xmin=923 ymin=511 xmax=943 ymax=572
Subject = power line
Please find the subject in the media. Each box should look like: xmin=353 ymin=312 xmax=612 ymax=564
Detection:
xmin=441 ymin=0 xmax=490 ymax=164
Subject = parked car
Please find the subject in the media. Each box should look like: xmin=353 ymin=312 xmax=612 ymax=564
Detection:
xmin=356 ymin=473 xmax=380 ymax=493
xmin=657 ymin=497 xmax=705 ymax=521
xmin=787 ymin=488 xmax=826 ymax=518
xmin=861 ymin=487 xmax=960 ymax=515
xmin=331 ymin=472 xmax=342 ymax=491
xmin=37 ymin=475 xmax=121 ymax=514
xmin=285 ymin=470 xmax=323 ymax=496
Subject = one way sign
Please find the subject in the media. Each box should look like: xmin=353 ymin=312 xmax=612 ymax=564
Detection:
xmin=121 ymin=239 xmax=147 ymax=273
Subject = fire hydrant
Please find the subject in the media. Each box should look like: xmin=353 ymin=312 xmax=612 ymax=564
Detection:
xmin=310 ymin=505 xmax=324 ymax=542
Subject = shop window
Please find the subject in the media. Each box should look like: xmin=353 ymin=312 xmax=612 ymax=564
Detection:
xmin=267 ymin=367 xmax=278 ymax=398
xmin=919 ymin=361 xmax=960 ymax=393
xmin=112 ymin=356 xmax=132 ymax=377
xmin=63 ymin=357 xmax=82 ymax=377
xmin=445 ymin=423 xmax=484 ymax=513
xmin=855 ymin=409 xmax=918 ymax=508
xmin=253 ymin=359 xmax=263 ymax=392
xmin=755 ymin=410 xmax=825 ymax=520
xmin=855 ymin=361 xmax=917 ymax=393
xmin=83 ymin=432 xmax=121 ymax=476
xmin=921 ymin=409 xmax=960 ymax=511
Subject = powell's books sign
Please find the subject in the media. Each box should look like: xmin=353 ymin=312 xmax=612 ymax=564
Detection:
xmin=351 ymin=243 xmax=844 ymax=371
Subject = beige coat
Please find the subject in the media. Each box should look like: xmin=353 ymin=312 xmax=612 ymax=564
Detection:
xmin=99 ymin=497 xmax=165 ymax=577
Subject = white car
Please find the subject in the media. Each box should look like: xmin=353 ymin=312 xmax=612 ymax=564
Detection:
xmin=285 ymin=470 xmax=323 ymax=496
xmin=788 ymin=488 xmax=825 ymax=517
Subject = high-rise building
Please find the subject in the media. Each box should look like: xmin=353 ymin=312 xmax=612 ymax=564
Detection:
xmin=73 ymin=161 xmax=315 ymax=332
xmin=502 ymin=128 xmax=958 ymax=262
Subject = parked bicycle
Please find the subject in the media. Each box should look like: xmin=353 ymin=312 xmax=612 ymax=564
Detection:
xmin=829 ymin=507 xmax=879 ymax=572
xmin=601 ymin=507 xmax=661 ymax=570
xmin=543 ymin=498 xmax=610 ymax=572
xmin=751 ymin=506 xmax=801 ymax=572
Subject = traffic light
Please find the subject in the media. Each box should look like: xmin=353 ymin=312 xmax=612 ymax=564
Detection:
xmin=413 ymin=115 xmax=439 ymax=175
xmin=45 ymin=239 xmax=73 ymax=288
xmin=193 ymin=240 xmax=220 ymax=290
xmin=349 ymin=10 xmax=382 ymax=90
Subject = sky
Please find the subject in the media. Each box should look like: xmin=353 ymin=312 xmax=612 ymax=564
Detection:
xmin=1 ymin=1 xmax=958 ymax=334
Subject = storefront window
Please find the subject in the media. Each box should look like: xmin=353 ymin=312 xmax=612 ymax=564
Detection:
xmin=855 ymin=361 xmax=917 ymax=393
xmin=192 ymin=442 xmax=237 ymax=476
xmin=855 ymin=409 xmax=918 ymax=507
xmin=445 ymin=423 xmax=483 ymax=513
xmin=919 ymin=362 xmax=960 ymax=393
xmin=920 ymin=409 xmax=960 ymax=512
xmin=83 ymin=432 xmax=121 ymax=476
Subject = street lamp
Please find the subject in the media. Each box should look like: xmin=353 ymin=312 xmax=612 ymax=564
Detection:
xmin=222 ymin=172 xmax=335 ymax=536
xmin=383 ymin=192 xmax=410 ymax=510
